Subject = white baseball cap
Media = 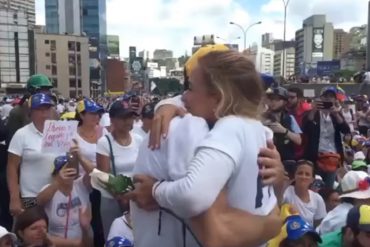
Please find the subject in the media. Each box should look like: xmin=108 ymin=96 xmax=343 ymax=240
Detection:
xmin=339 ymin=171 xmax=370 ymax=199
xmin=0 ymin=226 xmax=17 ymax=243
xmin=354 ymin=151 xmax=366 ymax=161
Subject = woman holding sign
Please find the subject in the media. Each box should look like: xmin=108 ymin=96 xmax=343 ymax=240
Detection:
xmin=7 ymin=93 xmax=56 ymax=216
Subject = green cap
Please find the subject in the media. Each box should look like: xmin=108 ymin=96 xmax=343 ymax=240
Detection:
xmin=352 ymin=160 xmax=368 ymax=171
xmin=27 ymin=74 xmax=53 ymax=93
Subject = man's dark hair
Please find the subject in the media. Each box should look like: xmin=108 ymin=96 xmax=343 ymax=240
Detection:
xmin=319 ymin=188 xmax=338 ymax=202
xmin=341 ymin=197 xmax=355 ymax=205
xmin=288 ymin=87 xmax=304 ymax=98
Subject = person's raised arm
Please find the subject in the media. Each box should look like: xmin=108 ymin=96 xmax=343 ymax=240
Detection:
xmin=149 ymin=95 xmax=186 ymax=149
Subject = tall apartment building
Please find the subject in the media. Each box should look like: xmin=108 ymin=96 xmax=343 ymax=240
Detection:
xmin=45 ymin=0 xmax=107 ymax=96
xmin=153 ymin=49 xmax=174 ymax=60
xmin=0 ymin=0 xmax=35 ymax=29
xmin=274 ymin=47 xmax=295 ymax=78
xmin=245 ymin=45 xmax=274 ymax=75
xmin=295 ymin=15 xmax=334 ymax=75
xmin=261 ymin=33 xmax=274 ymax=49
xmin=0 ymin=8 xmax=30 ymax=93
xmin=333 ymin=29 xmax=350 ymax=59
xmin=35 ymin=33 xmax=90 ymax=98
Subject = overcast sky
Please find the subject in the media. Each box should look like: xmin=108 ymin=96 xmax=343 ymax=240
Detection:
xmin=35 ymin=0 xmax=368 ymax=57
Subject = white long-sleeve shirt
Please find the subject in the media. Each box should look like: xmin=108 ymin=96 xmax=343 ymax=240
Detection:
xmin=154 ymin=116 xmax=277 ymax=218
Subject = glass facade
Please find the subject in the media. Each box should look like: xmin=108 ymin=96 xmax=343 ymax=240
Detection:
xmin=81 ymin=0 xmax=107 ymax=95
xmin=45 ymin=0 xmax=107 ymax=95
xmin=45 ymin=0 xmax=59 ymax=34
xmin=0 ymin=8 xmax=30 ymax=85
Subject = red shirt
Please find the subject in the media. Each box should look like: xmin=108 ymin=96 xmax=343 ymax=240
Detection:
xmin=289 ymin=102 xmax=311 ymax=160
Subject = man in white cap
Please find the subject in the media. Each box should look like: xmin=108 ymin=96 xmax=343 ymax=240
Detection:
xmin=0 ymin=226 xmax=16 ymax=247
xmin=317 ymin=171 xmax=370 ymax=234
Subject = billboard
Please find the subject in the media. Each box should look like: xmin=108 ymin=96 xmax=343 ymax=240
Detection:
xmin=107 ymin=35 xmax=120 ymax=57
xmin=130 ymin=57 xmax=144 ymax=74
xmin=316 ymin=60 xmax=340 ymax=76
xmin=312 ymin=28 xmax=324 ymax=58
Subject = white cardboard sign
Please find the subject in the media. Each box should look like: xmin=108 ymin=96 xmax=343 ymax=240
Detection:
xmin=41 ymin=120 xmax=78 ymax=154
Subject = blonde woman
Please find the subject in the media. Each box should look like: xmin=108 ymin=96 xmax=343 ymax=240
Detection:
xmin=130 ymin=50 xmax=283 ymax=247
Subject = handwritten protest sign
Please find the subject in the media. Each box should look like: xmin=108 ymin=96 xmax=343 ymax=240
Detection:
xmin=41 ymin=120 xmax=78 ymax=154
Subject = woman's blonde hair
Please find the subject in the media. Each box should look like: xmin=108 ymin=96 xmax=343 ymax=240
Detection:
xmin=198 ymin=50 xmax=264 ymax=119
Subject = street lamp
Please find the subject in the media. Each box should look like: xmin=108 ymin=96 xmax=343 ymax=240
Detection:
xmin=216 ymin=36 xmax=241 ymax=43
xmin=282 ymin=0 xmax=290 ymax=79
xmin=229 ymin=21 xmax=262 ymax=50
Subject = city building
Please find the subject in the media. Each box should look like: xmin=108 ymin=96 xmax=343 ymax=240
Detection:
xmin=333 ymin=29 xmax=350 ymax=59
xmin=129 ymin=46 xmax=136 ymax=64
xmin=138 ymin=50 xmax=150 ymax=61
xmin=260 ymin=33 xmax=295 ymax=77
xmin=245 ymin=45 xmax=274 ymax=75
xmin=274 ymin=47 xmax=295 ymax=78
xmin=45 ymin=0 xmax=107 ymax=95
xmin=349 ymin=25 xmax=367 ymax=50
xmin=45 ymin=0 xmax=81 ymax=34
xmin=106 ymin=59 xmax=130 ymax=94
xmin=340 ymin=49 xmax=366 ymax=71
xmin=107 ymin=35 xmax=119 ymax=58
xmin=153 ymin=49 xmax=173 ymax=60
xmin=34 ymin=33 xmax=90 ymax=98
xmin=0 ymin=0 xmax=35 ymax=29
xmin=262 ymin=33 xmax=274 ymax=49
xmin=0 ymin=8 xmax=30 ymax=93
xmin=295 ymin=15 xmax=334 ymax=75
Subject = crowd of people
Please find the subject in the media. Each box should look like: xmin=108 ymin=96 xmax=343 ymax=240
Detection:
xmin=0 ymin=44 xmax=370 ymax=247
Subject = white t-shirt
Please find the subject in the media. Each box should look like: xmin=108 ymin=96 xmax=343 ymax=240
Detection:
xmin=132 ymin=114 xmax=209 ymax=247
xmin=42 ymin=177 xmax=90 ymax=240
xmin=316 ymin=202 xmax=353 ymax=235
xmin=1 ymin=103 xmax=13 ymax=119
xmin=107 ymin=215 xmax=133 ymax=243
xmin=134 ymin=119 xmax=143 ymax=128
xmin=131 ymin=126 xmax=147 ymax=140
xmin=75 ymin=128 xmax=108 ymax=175
xmin=96 ymin=132 xmax=142 ymax=177
xmin=8 ymin=123 xmax=56 ymax=198
xmin=342 ymin=110 xmax=354 ymax=132
xmin=283 ymin=186 xmax=327 ymax=226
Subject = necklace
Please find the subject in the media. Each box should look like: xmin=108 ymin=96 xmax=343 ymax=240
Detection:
xmin=78 ymin=127 xmax=97 ymax=141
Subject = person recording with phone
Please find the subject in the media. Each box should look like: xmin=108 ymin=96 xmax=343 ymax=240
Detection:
xmin=264 ymin=87 xmax=302 ymax=161
xmin=303 ymin=86 xmax=350 ymax=188
xmin=36 ymin=140 xmax=94 ymax=246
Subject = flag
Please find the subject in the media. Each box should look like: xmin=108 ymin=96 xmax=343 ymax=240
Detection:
xmin=150 ymin=81 xmax=157 ymax=92
xmin=336 ymin=84 xmax=347 ymax=102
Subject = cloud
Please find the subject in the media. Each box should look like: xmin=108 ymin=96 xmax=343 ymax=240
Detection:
xmin=36 ymin=0 xmax=251 ymax=57
xmin=35 ymin=0 xmax=368 ymax=57
xmin=106 ymin=0 xmax=250 ymax=57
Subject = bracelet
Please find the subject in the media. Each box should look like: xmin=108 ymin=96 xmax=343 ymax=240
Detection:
xmin=152 ymin=180 xmax=165 ymax=198
xmin=284 ymin=128 xmax=289 ymax=136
